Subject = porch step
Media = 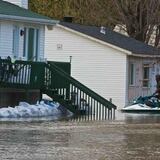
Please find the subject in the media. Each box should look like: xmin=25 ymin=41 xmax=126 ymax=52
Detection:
xmin=52 ymin=94 xmax=65 ymax=100
xmin=44 ymin=90 xmax=83 ymax=114
xmin=44 ymin=89 xmax=58 ymax=95
xmin=64 ymin=99 xmax=72 ymax=105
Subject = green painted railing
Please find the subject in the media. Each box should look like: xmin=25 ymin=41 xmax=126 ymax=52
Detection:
xmin=0 ymin=59 xmax=117 ymax=120
xmin=43 ymin=62 xmax=117 ymax=119
xmin=0 ymin=59 xmax=45 ymax=89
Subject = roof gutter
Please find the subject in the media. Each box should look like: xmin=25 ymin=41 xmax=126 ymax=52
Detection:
xmin=0 ymin=14 xmax=59 ymax=25
xmin=131 ymin=53 xmax=160 ymax=58
xmin=58 ymin=24 xmax=132 ymax=55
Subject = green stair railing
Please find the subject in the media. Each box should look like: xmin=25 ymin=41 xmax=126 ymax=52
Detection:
xmin=43 ymin=62 xmax=117 ymax=120
xmin=0 ymin=59 xmax=117 ymax=120
xmin=0 ymin=59 xmax=45 ymax=89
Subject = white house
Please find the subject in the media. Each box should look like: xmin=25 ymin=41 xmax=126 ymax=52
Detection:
xmin=0 ymin=0 xmax=59 ymax=107
xmin=3 ymin=0 xmax=28 ymax=8
xmin=44 ymin=21 xmax=160 ymax=109
xmin=0 ymin=0 xmax=58 ymax=61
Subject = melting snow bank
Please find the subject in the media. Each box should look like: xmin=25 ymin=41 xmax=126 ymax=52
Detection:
xmin=0 ymin=100 xmax=73 ymax=120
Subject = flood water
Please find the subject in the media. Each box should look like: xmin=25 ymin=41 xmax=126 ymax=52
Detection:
xmin=1 ymin=111 xmax=160 ymax=160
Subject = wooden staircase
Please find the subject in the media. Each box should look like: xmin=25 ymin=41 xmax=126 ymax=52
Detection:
xmin=0 ymin=59 xmax=117 ymax=120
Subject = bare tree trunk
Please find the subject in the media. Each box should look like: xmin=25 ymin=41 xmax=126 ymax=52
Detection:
xmin=155 ymin=25 xmax=160 ymax=47
xmin=29 ymin=0 xmax=160 ymax=47
xmin=113 ymin=0 xmax=160 ymax=46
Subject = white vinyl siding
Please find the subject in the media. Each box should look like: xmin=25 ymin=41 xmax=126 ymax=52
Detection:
xmin=21 ymin=0 xmax=28 ymax=9
xmin=45 ymin=26 xmax=127 ymax=109
xmin=3 ymin=0 xmax=28 ymax=9
xmin=0 ymin=21 xmax=13 ymax=58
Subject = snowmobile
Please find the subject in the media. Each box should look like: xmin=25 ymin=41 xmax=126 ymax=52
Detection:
xmin=121 ymin=93 xmax=160 ymax=113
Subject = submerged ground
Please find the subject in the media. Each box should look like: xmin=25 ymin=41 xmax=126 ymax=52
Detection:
xmin=0 ymin=111 xmax=160 ymax=160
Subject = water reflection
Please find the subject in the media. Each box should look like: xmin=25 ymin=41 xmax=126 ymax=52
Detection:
xmin=122 ymin=112 xmax=160 ymax=124
xmin=0 ymin=112 xmax=160 ymax=159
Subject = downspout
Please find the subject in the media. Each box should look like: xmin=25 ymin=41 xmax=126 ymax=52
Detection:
xmin=125 ymin=55 xmax=129 ymax=106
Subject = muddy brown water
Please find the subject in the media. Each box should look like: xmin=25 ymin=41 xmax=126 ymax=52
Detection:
xmin=0 ymin=111 xmax=160 ymax=160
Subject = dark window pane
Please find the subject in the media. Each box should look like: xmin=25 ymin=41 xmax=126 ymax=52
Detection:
xmin=129 ymin=63 xmax=134 ymax=85
xmin=143 ymin=64 xmax=149 ymax=87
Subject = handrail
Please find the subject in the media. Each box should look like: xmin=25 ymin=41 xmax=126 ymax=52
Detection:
xmin=0 ymin=59 xmax=44 ymax=88
xmin=0 ymin=59 xmax=117 ymax=119
xmin=47 ymin=62 xmax=117 ymax=109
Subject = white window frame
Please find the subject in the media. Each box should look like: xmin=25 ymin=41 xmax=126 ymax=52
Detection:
xmin=23 ymin=27 xmax=28 ymax=58
xmin=23 ymin=27 xmax=40 ymax=61
xmin=142 ymin=64 xmax=150 ymax=88
xmin=12 ymin=26 xmax=19 ymax=58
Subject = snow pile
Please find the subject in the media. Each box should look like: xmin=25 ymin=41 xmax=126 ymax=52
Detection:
xmin=122 ymin=104 xmax=151 ymax=110
xmin=122 ymin=104 xmax=160 ymax=111
xmin=0 ymin=100 xmax=71 ymax=118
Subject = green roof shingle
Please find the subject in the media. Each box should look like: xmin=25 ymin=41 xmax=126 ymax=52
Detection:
xmin=0 ymin=0 xmax=58 ymax=25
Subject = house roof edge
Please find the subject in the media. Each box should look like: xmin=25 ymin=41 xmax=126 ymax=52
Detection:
xmin=0 ymin=14 xmax=58 ymax=25
xmin=58 ymin=24 xmax=132 ymax=55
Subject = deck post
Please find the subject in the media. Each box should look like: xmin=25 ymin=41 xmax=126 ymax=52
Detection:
xmin=40 ymin=89 xmax=43 ymax=101
xmin=25 ymin=89 xmax=29 ymax=103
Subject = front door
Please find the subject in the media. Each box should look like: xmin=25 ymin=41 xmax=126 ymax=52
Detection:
xmin=23 ymin=28 xmax=39 ymax=61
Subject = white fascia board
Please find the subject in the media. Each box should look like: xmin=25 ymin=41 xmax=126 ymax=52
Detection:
xmin=131 ymin=53 xmax=160 ymax=58
xmin=58 ymin=24 xmax=132 ymax=55
xmin=0 ymin=14 xmax=59 ymax=25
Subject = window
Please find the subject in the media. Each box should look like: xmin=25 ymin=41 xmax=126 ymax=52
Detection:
xmin=129 ymin=63 xmax=135 ymax=85
xmin=23 ymin=27 xmax=39 ymax=61
xmin=143 ymin=64 xmax=150 ymax=87
xmin=12 ymin=26 xmax=19 ymax=58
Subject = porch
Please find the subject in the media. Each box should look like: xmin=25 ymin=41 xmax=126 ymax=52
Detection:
xmin=0 ymin=59 xmax=117 ymax=120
